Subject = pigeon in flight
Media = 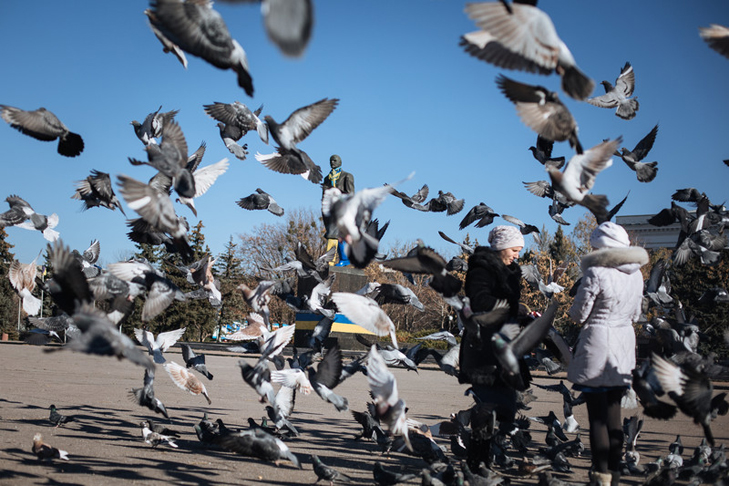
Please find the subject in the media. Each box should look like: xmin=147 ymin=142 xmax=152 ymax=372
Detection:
xmin=259 ymin=0 xmax=314 ymax=58
xmin=367 ymin=346 xmax=411 ymax=451
xmin=529 ymin=135 xmax=565 ymax=170
xmin=0 ymin=105 xmax=84 ymax=157
xmin=0 ymin=195 xmax=59 ymax=242
xmin=204 ymin=101 xmax=268 ymax=145
xmin=134 ymin=326 xmax=186 ymax=364
xmin=461 ymin=1 xmax=594 ymax=100
xmin=181 ymin=343 xmax=214 ymax=380
xmin=331 ymin=292 xmax=399 ymax=349
xmin=145 ymin=0 xmax=254 ymax=96
xmin=255 ymin=98 xmax=339 ymax=184
xmin=237 ymin=188 xmax=284 ymax=216
xmin=130 ymin=368 xmax=170 ymax=419
xmin=547 ymin=138 xmax=622 ymax=222
xmin=700 ymin=24 xmax=729 ymax=59
xmin=8 ymin=255 xmax=41 ymax=316
xmin=615 ymin=124 xmax=659 ymax=183
xmin=501 ymin=214 xmax=541 ymax=243
xmin=131 ymin=105 xmax=179 ymax=145
xmin=587 ymin=62 xmax=639 ymax=120
xmin=164 ymin=360 xmax=212 ymax=404
xmin=496 ymin=74 xmax=583 ymax=154
xmin=459 ymin=202 xmax=499 ymax=229
xmin=72 ymin=170 xmax=126 ymax=215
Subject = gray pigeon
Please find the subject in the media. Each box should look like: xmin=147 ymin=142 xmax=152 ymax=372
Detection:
xmin=615 ymin=124 xmax=659 ymax=183
xmin=260 ymin=0 xmax=314 ymax=58
xmin=145 ymin=0 xmax=254 ymax=96
xmin=700 ymin=24 xmax=729 ymax=59
xmin=496 ymin=75 xmax=583 ymax=154
xmin=72 ymin=170 xmax=126 ymax=215
xmin=460 ymin=1 xmax=594 ymax=100
xmin=0 ymin=105 xmax=84 ymax=157
xmin=204 ymin=101 xmax=268 ymax=144
xmin=131 ymin=106 xmax=179 ymax=145
xmin=237 ymin=188 xmax=284 ymax=216
xmin=587 ymin=62 xmax=639 ymax=120
xmin=459 ymin=202 xmax=499 ymax=229
xmin=255 ymin=98 xmax=339 ymax=184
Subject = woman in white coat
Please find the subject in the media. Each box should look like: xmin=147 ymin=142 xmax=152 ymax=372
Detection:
xmin=567 ymin=222 xmax=648 ymax=486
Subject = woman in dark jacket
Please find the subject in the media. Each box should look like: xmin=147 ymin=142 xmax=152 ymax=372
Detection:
xmin=458 ymin=225 xmax=526 ymax=468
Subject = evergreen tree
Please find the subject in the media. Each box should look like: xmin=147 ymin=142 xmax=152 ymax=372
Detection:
xmin=0 ymin=228 xmax=18 ymax=337
xmin=549 ymin=225 xmax=570 ymax=262
xmin=213 ymin=237 xmax=247 ymax=341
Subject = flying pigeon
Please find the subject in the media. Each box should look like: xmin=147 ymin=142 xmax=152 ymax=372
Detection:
xmin=496 ymin=74 xmax=583 ymax=154
xmin=237 ymin=188 xmax=284 ymax=216
xmin=130 ymin=368 xmax=170 ymax=419
xmin=381 ymin=241 xmax=462 ymax=297
xmin=587 ymin=62 xmax=639 ymax=120
xmin=460 ymin=1 xmax=594 ymax=100
xmin=0 ymin=105 xmax=84 ymax=156
xmin=255 ymin=98 xmax=339 ymax=184
xmin=331 ymin=292 xmax=399 ymax=348
xmin=529 ymin=136 xmax=565 ymax=170
xmin=181 ymin=343 xmax=214 ymax=380
xmin=164 ymin=360 xmax=212 ymax=404
xmin=0 ymin=195 xmax=59 ymax=242
xmin=131 ymin=106 xmax=179 ymax=145
xmin=615 ymin=124 xmax=659 ymax=183
xmin=72 ymin=170 xmax=126 ymax=215
xmin=700 ymin=24 xmax=729 ymax=59
xmin=547 ymin=138 xmax=622 ymax=222
xmin=459 ymin=203 xmax=499 ymax=229
xmin=204 ymin=101 xmax=268 ymax=145
xmin=145 ymin=0 xmax=254 ymax=96
xmin=259 ymin=0 xmax=314 ymax=58
xmin=8 ymin=256 xmax=41 ymax=316
xmin=367 ymin=346 xmax=411 ymax=451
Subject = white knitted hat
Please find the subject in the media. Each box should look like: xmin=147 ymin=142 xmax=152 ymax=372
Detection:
xmin=488 ymin=225 xmax=525 ymax=251
xmin=590 ymin=221 xmax=630 ymax=249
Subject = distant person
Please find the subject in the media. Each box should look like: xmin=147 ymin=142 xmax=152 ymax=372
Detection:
xmin=322 ymin=154 xmax=354 ymax=266
xmin=567 ymin=222 xmax=648 ymax=486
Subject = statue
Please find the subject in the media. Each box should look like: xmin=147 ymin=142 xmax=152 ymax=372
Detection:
xmin=322 ymin=154 xmax=355 ymax=266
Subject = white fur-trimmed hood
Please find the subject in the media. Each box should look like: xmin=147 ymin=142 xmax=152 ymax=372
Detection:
xmin=581 ymin=246 xmax=649 ymax=273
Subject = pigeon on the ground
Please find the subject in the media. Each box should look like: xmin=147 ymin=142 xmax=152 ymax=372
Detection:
xmin=1 ymin=105 xmax=84 ymax=156
xmin=140 ymin=420 xmax=178 ymax=448
xmin=145 ymin=0 xmax=254 ymax=96
xmin=587 ymin=62 xmax=639 ymax=120
xmin=255 ymin=98 xmax=339 ymax=184
xmin=373 ymin=461 xmax=416 ymax=485
xmin=49 ymin=404 xmax=75 ymax=428
xmin=311 ymin=454 xmax=352 ymax=484
xmin=32 ymin=433 xmax=69 ymax=461
xmin=218 ymin=428 xmax=301 ymax=467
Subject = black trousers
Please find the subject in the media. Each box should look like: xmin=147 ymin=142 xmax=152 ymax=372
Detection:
xmin=585 ymin=389 xmax=624 ymax=473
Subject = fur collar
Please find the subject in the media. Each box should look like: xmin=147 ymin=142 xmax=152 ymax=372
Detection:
xmin=581 ymin=246 xmax=649 ymax=271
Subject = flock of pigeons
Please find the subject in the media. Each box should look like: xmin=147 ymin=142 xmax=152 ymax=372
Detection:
xmin=3 ymin=1 xmax=729 ymax=485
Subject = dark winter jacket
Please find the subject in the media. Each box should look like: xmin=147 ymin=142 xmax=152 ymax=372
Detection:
xmin=459 ymin=246 xmax=530 ymax=389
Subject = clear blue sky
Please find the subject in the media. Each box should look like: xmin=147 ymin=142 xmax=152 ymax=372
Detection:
xmin=1 ymin=1 xmax=727 ymax=265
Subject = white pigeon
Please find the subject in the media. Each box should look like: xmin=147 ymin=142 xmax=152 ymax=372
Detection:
xmin=366 ymin=345 xmax=411 ymax=451
xmin=134 ymin=327 xmax=186 ymax=364
xmin=331 ymin=292 xmax=398 ymax=349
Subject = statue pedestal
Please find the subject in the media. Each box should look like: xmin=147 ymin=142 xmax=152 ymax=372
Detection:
xmin=294 ymin=266 xmax=371 ymax=350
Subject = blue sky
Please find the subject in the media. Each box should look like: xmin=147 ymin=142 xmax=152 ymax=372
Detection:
xmin=1 ymin=1 xmax=727 ymax=266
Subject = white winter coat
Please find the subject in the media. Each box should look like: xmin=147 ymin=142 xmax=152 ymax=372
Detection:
xmin=567 ymin=246 xmax=649 ymax=388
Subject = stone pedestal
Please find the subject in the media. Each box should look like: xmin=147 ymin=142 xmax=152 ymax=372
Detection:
xmin=294 ymin=266 xmax=371 ymax=350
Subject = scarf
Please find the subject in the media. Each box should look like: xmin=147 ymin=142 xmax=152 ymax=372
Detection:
xmin=327 ymin=166 xmax=342 ymax=187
